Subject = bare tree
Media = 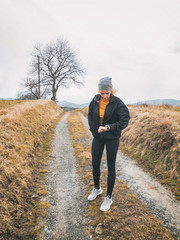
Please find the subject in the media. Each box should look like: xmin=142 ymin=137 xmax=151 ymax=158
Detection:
xmin=29 ymin=38 xmax=85 ymax=101
xmin=17 ymin=77 xmax=51 ymax=100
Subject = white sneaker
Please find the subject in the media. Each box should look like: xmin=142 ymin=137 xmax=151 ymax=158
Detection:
xmin=88 ymin=187 xmax=102 ymax=201
xmin=100 ymin=197 xmax=112 ymax=211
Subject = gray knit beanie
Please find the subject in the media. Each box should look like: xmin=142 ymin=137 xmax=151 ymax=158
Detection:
xmin=98 ymin=77 xmax=112 ymax=91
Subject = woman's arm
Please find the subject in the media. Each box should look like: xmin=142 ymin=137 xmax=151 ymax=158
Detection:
xmin=109 ymin=101 xmax=130 ymax=132
xmin=88 ymin=100 xmax=93 ymax=131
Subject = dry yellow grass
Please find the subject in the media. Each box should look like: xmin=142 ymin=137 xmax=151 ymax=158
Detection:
xmin=0 ymin=100 xmax=26 ymax=115
xmin=0 ymin=100 xmax=64 ymax=239
xmin=68 ymin=111 xmax=174 ymax=240
xmin=120 ymin=105 xmax=180 ymax=200
xmin=80 ymin=105 xmax=180 ymax=200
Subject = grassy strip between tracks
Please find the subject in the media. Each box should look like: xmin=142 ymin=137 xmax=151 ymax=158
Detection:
xmin=68 ymin=111 xmax=175 ymax=240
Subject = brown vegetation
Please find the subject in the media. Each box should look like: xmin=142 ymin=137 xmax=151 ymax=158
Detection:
xmin=0 ymin=100 xmax=64 ymax=239
xmin=120 ymin=105 xmax=180 ymax=200
xmin=0 ymin=100 xmax=26 ymax=116
xmin=68 ymin=111 xmax=174 ymax=240
xmin=80 ymin=105 xmax=180 ymax=200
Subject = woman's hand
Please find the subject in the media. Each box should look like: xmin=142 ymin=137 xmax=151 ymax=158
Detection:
xmin=98 ymin=126 xmax=107 ymax=133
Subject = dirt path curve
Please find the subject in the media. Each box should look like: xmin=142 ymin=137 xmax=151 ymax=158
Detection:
xmin=43 ymin=112 xmax=90 ymax=240
xmin=80 ymin=112 xmax=180 ymax=239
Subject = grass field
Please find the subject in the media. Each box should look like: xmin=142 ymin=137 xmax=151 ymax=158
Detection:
xmin=0 ymin=100 xmax=64 ymax=239
xmin=0 ymin=100 xmax=179 ymax=239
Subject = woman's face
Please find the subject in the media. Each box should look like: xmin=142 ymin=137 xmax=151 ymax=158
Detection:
xmin=99 ymin=90 xmax=111 ymax=100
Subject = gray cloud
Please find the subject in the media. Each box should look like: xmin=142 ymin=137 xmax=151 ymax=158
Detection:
xmin=0 ymin=0 xmax=180 ymax=103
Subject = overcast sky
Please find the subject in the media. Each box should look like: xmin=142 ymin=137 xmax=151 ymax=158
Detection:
xmin=0 ymin=0 xmax=180 ymax=104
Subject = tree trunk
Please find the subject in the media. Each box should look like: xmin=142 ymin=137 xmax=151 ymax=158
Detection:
xmin=51 ymin=82 xmax=57 ymax=101
xmin=51 ymin=93 xmax=56 ymax=101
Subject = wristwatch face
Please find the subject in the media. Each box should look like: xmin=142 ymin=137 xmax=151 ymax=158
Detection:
xmin=106 ymin=125 xmax=110 ymax=131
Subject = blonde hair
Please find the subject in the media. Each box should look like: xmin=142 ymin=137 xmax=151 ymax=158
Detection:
xmin=112 ymin=89 xmax=117 ymax=94
xmin=98 ymin=88 xmax=117 ymax=94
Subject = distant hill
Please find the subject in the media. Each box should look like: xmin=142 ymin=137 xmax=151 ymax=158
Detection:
xmin=57 ymin=100 xmax=89 ymax=109
xmin=134 ymin=99 xmax=180 ymax=106
xmin=58 ymin=99 xmax=180 ymax=108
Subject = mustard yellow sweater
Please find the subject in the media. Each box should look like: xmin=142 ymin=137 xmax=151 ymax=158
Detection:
xmin=99 ymin=98 xmax=109 ymax=125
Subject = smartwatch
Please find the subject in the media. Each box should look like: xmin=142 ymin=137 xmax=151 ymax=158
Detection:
xmin=105 ymin=125 xmax=110 ymax=131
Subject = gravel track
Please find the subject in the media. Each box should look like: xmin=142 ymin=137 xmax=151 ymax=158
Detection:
xmin=42 ymin=111 xmax=180 ymax=239
xmin=116 ymin=151 xmax=180 ymax=238
xmin=43 ymin=112 xmax=90 ymax=240
xmin=80 ymin=112 xmax=180 ymax=239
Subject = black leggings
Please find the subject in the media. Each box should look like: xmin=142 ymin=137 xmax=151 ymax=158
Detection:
xmin=91 ymin=137 xmax=120 ymax=197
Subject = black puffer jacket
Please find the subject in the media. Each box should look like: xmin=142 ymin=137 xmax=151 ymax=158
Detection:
xmin=88 ymin=94 xmax=130 ymax=140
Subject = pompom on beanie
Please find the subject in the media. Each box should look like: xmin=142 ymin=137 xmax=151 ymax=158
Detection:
xmin=98 ymin=77 xmax=112 ymax=91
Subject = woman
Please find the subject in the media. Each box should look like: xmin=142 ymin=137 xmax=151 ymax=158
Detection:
xmin=88 ymin=77 xmax=130 ymax=211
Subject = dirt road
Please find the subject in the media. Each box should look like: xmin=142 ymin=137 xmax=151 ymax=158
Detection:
xmin=43 ymin=112 xmax=180 ymax=239
xmin=43 ymin=113 xmax=90 ymax=240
